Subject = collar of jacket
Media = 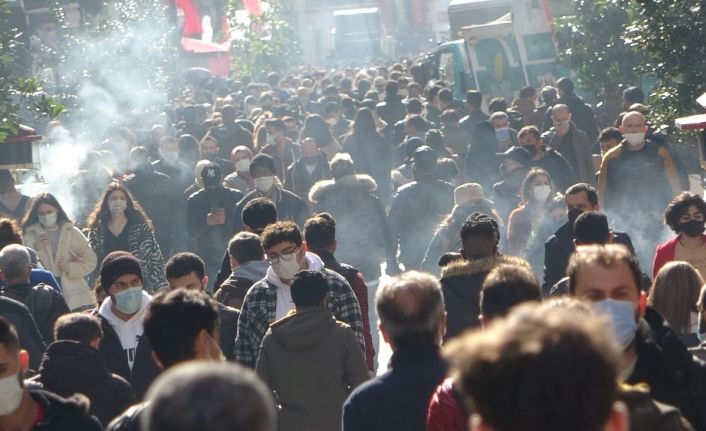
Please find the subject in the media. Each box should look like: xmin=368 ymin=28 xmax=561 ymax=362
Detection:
xmin=389 ymin=343 xmax=442 ymax=370
xmin=308 ymin=174 xmax=377 ymax=203
xmin=441 ymin=254 xmax=530 ymax=279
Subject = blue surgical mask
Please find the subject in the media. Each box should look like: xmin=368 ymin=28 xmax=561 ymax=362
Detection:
xmin=114 ymin=286 xmax=143 ymax=315
xmin=589 ymin=298 xmax=638 ymax=349
xmin=495 ymin=127 xmax=510 ymax=141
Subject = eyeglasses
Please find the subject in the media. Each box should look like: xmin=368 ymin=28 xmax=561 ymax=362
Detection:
xmin=267 ymin=246 xmax=300 ymax=265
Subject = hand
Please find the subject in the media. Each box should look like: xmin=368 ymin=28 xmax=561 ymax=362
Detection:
xmin=206 ymin=211 xmax=226 ymax=226
xmin=34 ymin=233 xmax=49 ymax=250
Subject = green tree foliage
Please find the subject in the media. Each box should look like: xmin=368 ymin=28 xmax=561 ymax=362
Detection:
xmin=625 ymin=0 xmax=706 ymax=129
xmin=229 ymin=0 xmax=302 ymax=79
xmin=554 ymin=0 xmax=643 ymax=99
xmin=0 ymin=0 xmax=63 ymax=142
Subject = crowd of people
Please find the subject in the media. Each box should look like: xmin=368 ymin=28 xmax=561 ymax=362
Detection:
xmin=0 ymin=62 xmax=705 ymax=430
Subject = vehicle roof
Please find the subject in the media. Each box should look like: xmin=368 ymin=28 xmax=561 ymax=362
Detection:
xmin=449 ymin=0 xmax=511 ymax=8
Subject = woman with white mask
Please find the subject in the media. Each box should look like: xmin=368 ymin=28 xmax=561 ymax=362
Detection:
xmin=507 ymin=168 xmax=557 ymax=258
xmin=21 ymin=193 xmax=97 ymax=311
xmin=87 ymin=183 xmax=168 ymax=293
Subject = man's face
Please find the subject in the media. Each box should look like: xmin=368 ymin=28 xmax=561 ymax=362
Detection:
xmin=552 ymin=109 xmax=572 ymax=136
xmin=492 ymin=117 xmax=509 ymax=130
xmin=519 ymin=133 xmax=541 ymax=150
xmin=0 ymin=344 xmax=19 ymax=381
xmin=167 ymin=272 xmax=206 ymax=291
xmin=600 ymin=138 xmax=620 ymax=155
xmin=199 ymin=139 xmax=218 ymax=156
xmin=251 ymin=166 xmax=275 ymax=180
xmin=266 ymin=240 xmax=304 ymax=267
xmin=231 ymin=150 xmax=251 ymax=164
xmin=109 ymin=273 xmax=142 ymax=297
xmin=566 ymin=191 xmax=597 ymax=213
xmin=573 ymin=261 xmax=640 ymax=306
xmin=300 ymin=139 xmax=319 ymax=157
xmin=160 ymin=138 xmax=178 ymax=153
xmin=621 ymin=114 xmax=647 ymax=134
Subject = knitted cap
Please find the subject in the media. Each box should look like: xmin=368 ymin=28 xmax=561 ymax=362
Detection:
xmin=100 ymin=251 xmax=143 ymax=292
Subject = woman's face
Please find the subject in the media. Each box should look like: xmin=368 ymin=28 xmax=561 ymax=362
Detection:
xmin=37 ymin=203 xmax=57 ymax=216
xmin=531 ymin=174 xmax=551 ymax=188
xmin=679 ymin=205 xmax=705 ymax=224
xmin=109 ymin=190 xmax=127 ymax=202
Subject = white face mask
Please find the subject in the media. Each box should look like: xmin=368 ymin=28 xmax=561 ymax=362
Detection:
xmin=533 ymin=184 xmax=552 ymax=202
xmin=254 ymin=176 xmax=276 ymax=193
xmin=624 ymin=132 xmax=645 ymax=147
xmin=271 ymin=252 xmax=302 ymax=281
xmin=38 ymin=211 xmax=58 ymax=228
xmin=266 ymin=134 xmax=276 ymax=146
xmin=109 ymin=199 xmax=127 ymax=213
xmin=235 ymin=159 xmax=251 ymax=172
xmin=0 ymin=373 xmax=23 ymax=416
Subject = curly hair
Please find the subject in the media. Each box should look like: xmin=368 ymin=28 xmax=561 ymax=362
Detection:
xmin=664 ymin=192 xmax=706 ymax=233
xmin=85 ymin=182 xmax=152 ymax=229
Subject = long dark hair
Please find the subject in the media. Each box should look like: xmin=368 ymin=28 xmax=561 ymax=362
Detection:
xmin=301 ymin=114 xmax=336 ymax=148
xmin=0 ymin=218 xmax=22 ymax=249
xmin=351 ymin=107 xmax=382 ymax=141
xmin=86 ymin=182 xmax=152 ymax=229
xmin=21 ymin=193 xmax=72 ymax=230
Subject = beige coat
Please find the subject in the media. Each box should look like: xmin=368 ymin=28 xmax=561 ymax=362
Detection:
xmin=23 ymin=222 xmax=97 ymax=310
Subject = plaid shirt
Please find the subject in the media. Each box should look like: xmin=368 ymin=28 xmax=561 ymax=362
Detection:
xmin=234 ymin=268 xmax=365 ymax=368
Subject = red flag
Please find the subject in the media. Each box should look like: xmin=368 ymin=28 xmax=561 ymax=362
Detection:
xmin=244 ymin=0 xmax=262 ymax=16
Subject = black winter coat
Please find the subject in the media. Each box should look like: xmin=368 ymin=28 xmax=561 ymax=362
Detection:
xmin=542 ymin=221 xmax=634 ymax=294
xmin=0 ymin=296 xmax=45 ymax=370
xmin=38 ymin=340 xmax=135 ymax=426
xmin=629 ymin=308 xmax=706 ymax=431
xmin=1 ymin=282 xmax=69 ymax=344
xmin=388 ymin=177 xmax=454 ymax=270
xmin=30 ymin=389 xmax=103 ymax=431
xmin=218 ymin=303 xmax=239 ymax=361
xmin=187 ymin=186 xmax=243 ymax=264
xmin=96 ymin=315 xmax=160 ymax=400
xmin=440 ymin=255 xmax=530 ymax=340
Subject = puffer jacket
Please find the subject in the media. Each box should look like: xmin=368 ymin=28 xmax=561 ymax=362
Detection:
xmin=88 ymin=220 xmax=168 ymax=293
xmin=23 ymin=222 xmax=97 ymax=311
xmin=309 ymin=174 xmax=397 ymax=279
xmin=37 ymin=340 xmax=135 ymax=426
xmin=440 ymin=255 xmax=531 ymax=340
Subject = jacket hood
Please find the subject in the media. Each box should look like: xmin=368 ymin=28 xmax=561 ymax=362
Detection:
xmin=309 ymin=174 xmax=377 ymax=203
xmin=511 ymin=98 xmax=535 ymax=111
xmin=39 ymin=340 xmax=109 ymax=394
xmin=269 ymin=307 xmax=337 ymax=350
xmin=441 ymin=254 xmax=530 ymax=279
xmin=233 ymin=260 xmax=269 ymax=282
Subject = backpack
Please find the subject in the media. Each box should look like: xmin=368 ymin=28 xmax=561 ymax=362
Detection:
xmin=0 ymin=283 xmax=57 ymax=333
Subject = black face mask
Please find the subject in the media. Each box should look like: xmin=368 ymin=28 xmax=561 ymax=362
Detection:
xmin=568 ymin=208 xmax=583 ymax=227
xmin=680 ymin=219 xmax=706 ymax=238
xmin=522 ymin=145 xmax=538 ymax=158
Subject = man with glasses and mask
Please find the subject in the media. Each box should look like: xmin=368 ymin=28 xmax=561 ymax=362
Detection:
xmin=0 ymin=317 xmax=102 ymax=431
xmin=568 ymin=244 xmax=706 ymax=430
xmin=234 ymin=221 xmax=365 ymax=369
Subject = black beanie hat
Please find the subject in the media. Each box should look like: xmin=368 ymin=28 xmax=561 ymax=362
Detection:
xmin=100 ymin=251 xmax=143 ymax=292
xmin=249 ymin=153 xmax=276 ymax=176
